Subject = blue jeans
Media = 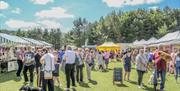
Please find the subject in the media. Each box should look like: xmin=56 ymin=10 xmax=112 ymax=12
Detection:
xmin=175 ymin=61 xmax=180 ymax=80
xmin=153 ymin=69 xmax=166 ymax=90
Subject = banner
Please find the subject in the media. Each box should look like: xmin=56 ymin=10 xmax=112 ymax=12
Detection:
xmin=8 ymin=61 xmax=18 ymax=72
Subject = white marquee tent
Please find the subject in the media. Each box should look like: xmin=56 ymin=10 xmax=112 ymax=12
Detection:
xmin=0 ymin=33 xmax=30 ymax=46
xmin=0 ymin=33 xmax=52 ymax=47
xmin=156 ymin=31 xmax=180 ymax=43
xmin=22 ymin=37 xmax=44 ymax=46
xmin=146 ymin=37 xmax=157 ymax=45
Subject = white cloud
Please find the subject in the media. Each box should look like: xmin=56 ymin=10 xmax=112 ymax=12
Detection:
xmin=0 ymin=1 xmax=9 ymax=9
xmin=103 ymin=0 xmax=162 ymax=8
xmin=37 ymin=20 xmax=62 ymax=29
xmin=5 ymin=19 xmax=64 ymax=29
xmin=149 ymin=6 xmax=159 ymax=10
xmin=35 ymin=7 xmax=74 ymax=19
xmin=12 ymin=8 xmax=21 ymax=14
xmin=102 ymin=0 xmax=125 ymax=7
xmin=31 ymin=0 xmax=53 ymax=5
xmin=0 ymin=13 xmax=6 ymax=18
xmin=5 ymin=19 xmax=39 ymax=29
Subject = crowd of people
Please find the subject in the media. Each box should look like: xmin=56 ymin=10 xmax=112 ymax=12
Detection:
xmin=121 ymin=47 xmax=180 ymax=91
xmin=14 ymin=45 xmax=180 ymax=91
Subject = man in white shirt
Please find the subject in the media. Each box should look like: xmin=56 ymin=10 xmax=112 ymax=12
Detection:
xmin=40 ymin=48 xmax=55 ymax=91
xmin=64 ymin=46 xmax=76 ymax=91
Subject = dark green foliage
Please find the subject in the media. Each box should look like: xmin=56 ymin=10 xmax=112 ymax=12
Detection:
xmin=1 ymin=7 xmax=180 ymax=47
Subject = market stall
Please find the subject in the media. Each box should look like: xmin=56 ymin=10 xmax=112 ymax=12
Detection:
xmin=22 ymin=37 xmax=44 ymax=47
xmin=96 ymin=42 xmax=120 ymax=52
xmin=148 ymin=31 xmax=180 ymax=52
xmin=0 ymin=33 xmax=30 ymax=73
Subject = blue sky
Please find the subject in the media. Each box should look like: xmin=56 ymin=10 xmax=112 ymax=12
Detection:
xmin=0 ymin=0 xmax=180 ymax=32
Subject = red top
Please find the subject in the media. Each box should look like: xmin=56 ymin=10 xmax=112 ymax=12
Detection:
xmin=153 ymin=51 xmax=166 ymax=71
xmin=155 ymin=58 xmax=166 ymax=71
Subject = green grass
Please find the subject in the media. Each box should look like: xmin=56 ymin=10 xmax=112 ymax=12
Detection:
xmin=0 ymin=61 xmax=180 ymax=91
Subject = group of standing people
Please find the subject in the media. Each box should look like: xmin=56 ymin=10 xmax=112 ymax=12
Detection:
xmin=121 ymin=48 xmax=180 ymax=91
xmin=15 ymin=46 xmax=101 ymax=91
xmin=16 ymin=46 xmax=61 ymax=91
xmin=15 ymin=45 xmax=180 ymax=91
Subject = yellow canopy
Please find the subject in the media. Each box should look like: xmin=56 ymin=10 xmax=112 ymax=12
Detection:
xmin=96 ymin=42 xmax=120 ymax=52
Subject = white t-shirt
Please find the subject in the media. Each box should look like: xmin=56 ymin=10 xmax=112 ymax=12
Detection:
xmin=64 ymin=50 xmax=76 ymax=64
xmin=42 ymin=53 xmax=55 ymax=71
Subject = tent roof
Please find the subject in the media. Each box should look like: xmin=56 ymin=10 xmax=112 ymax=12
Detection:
xmin=146 ymin=37 xmax=157 ymax=44
xmin=22 ymin=37 xmax=44 ymax=46
xmin=133 ymin=40 xmax=138 ymax=43
xmin=156 ymin=31 xmax=180 ymax=43
xmin=98 ymin=42 xmax=119 ymax=47
xmin=0 ymin=33 xmax=30 ymax=44
xmin=137 ymin=39 xmax=146 ymax=45
xmin=38 ymin=40 xmax=52 ymax=46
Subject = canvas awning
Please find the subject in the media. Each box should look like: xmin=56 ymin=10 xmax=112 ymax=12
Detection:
xmin=96 ymin=42 xmax=120 ymax=51
xmin=38 ymin=40 xmax=52 ymax=47
xmin=146 ymin=37 xmax=157 ymax=45
xmin=22 ymin=37 xmax=44 ymax=46
xmin=0 ymin=33 xmax=30 ymax=45
xmin=155 ymin=31 xmax=180 ymax=44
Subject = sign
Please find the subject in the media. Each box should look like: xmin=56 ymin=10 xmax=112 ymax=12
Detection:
xmin=8 ymin=61 xmax=18 ymax=72
xmin=113 ymin=68 xmax=123 ymax=84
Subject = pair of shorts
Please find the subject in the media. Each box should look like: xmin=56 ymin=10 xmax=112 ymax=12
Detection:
xmin=124 ymin=64 xmax=131 ymax=72
xmin=104 ymin=59 xmax=109 ymax=64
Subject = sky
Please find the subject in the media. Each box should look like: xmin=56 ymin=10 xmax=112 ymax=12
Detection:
xmin=0 ymin=0 xmax=180 ymax=32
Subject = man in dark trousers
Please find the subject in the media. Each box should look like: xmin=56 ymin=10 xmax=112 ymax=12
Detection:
xmin=64 ymin=46 xmax=76 ymax=91
xmin=23 ymin=46 xmax=35 ymax=86
xmin=16 ymin=47 xmax=24 ymax=80
xmin=35 ymin=49 xmax=42 ymax=87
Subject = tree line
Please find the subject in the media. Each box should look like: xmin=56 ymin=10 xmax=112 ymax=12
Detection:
xmin=1 ymin=7 xmax=180 ymax=48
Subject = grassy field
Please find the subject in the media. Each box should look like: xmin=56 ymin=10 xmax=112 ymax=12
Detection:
xmin=0 ymin=61 xmax=180 ymax=91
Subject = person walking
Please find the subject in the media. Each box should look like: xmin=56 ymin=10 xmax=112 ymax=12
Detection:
xmin=75 ymin=48 xmax=84 ymax=83
xmin=64 ymin=46 xmax=76 ymax=91
xmin=136 ymin=49 xmax=148 ymax=89
xmin=97 ymin=51 xmax=104 ymax=71
xmin=35 ymin=49 xmax=42 ymax=87
xmin=103 ymin=51 xmax=110 ymax=70
xmin=85 ymin=49 xmax=93 ymax=81
xmin=153 ymin=49 xmax=171 ymax=91
xmin=175 ymin=49 xmax=180 ymax=83
xmin=40 ymin=48 xmax=55 ymax=91
xmin=53 ymin=51 xmax=61 ymax=87
xmin=122 ymin=50 xmax=132 ymax=81
xmin=16 ymin=47 xmax=24 ymax=80
xmin=23 ymin=46 xmax=35 ymax=86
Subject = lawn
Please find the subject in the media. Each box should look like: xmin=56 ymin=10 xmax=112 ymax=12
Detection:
xmin=0 ymin=61 xmax=180 ymax=91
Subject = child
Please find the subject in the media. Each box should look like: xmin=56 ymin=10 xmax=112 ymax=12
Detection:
xmin=53 ymin=51 xmax=61 ymax=87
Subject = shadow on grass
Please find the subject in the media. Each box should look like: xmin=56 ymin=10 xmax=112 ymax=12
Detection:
xmin=89 ymin=80 xmax=98 ymax=85
xmin=108 ymin=68 xmax=113 ymax=70
xmin=0 ymin=71 xmax=17 ymax=83
xmin=131 ymin=67 xmax=136 ymax=70
xmin=72 ymin=88 xmax=77 ymax=91
xmin=79 ymin=82 xmax=90 ymax=88
xmin=54 ymin=86 xmax=63 ymax=91
xmin=101 ymin=70 xmax=109 ymax=73
xmin=143 ymin=84 xmax=154 ymax=91
xmin=116 ymin=84 xmax=128 ymax=87
xmin=127 ymin=80 xmax=137 ymax=85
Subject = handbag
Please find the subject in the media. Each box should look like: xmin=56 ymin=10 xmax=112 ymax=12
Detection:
xmin=44 ymin=56 xmax=53 ymax=80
